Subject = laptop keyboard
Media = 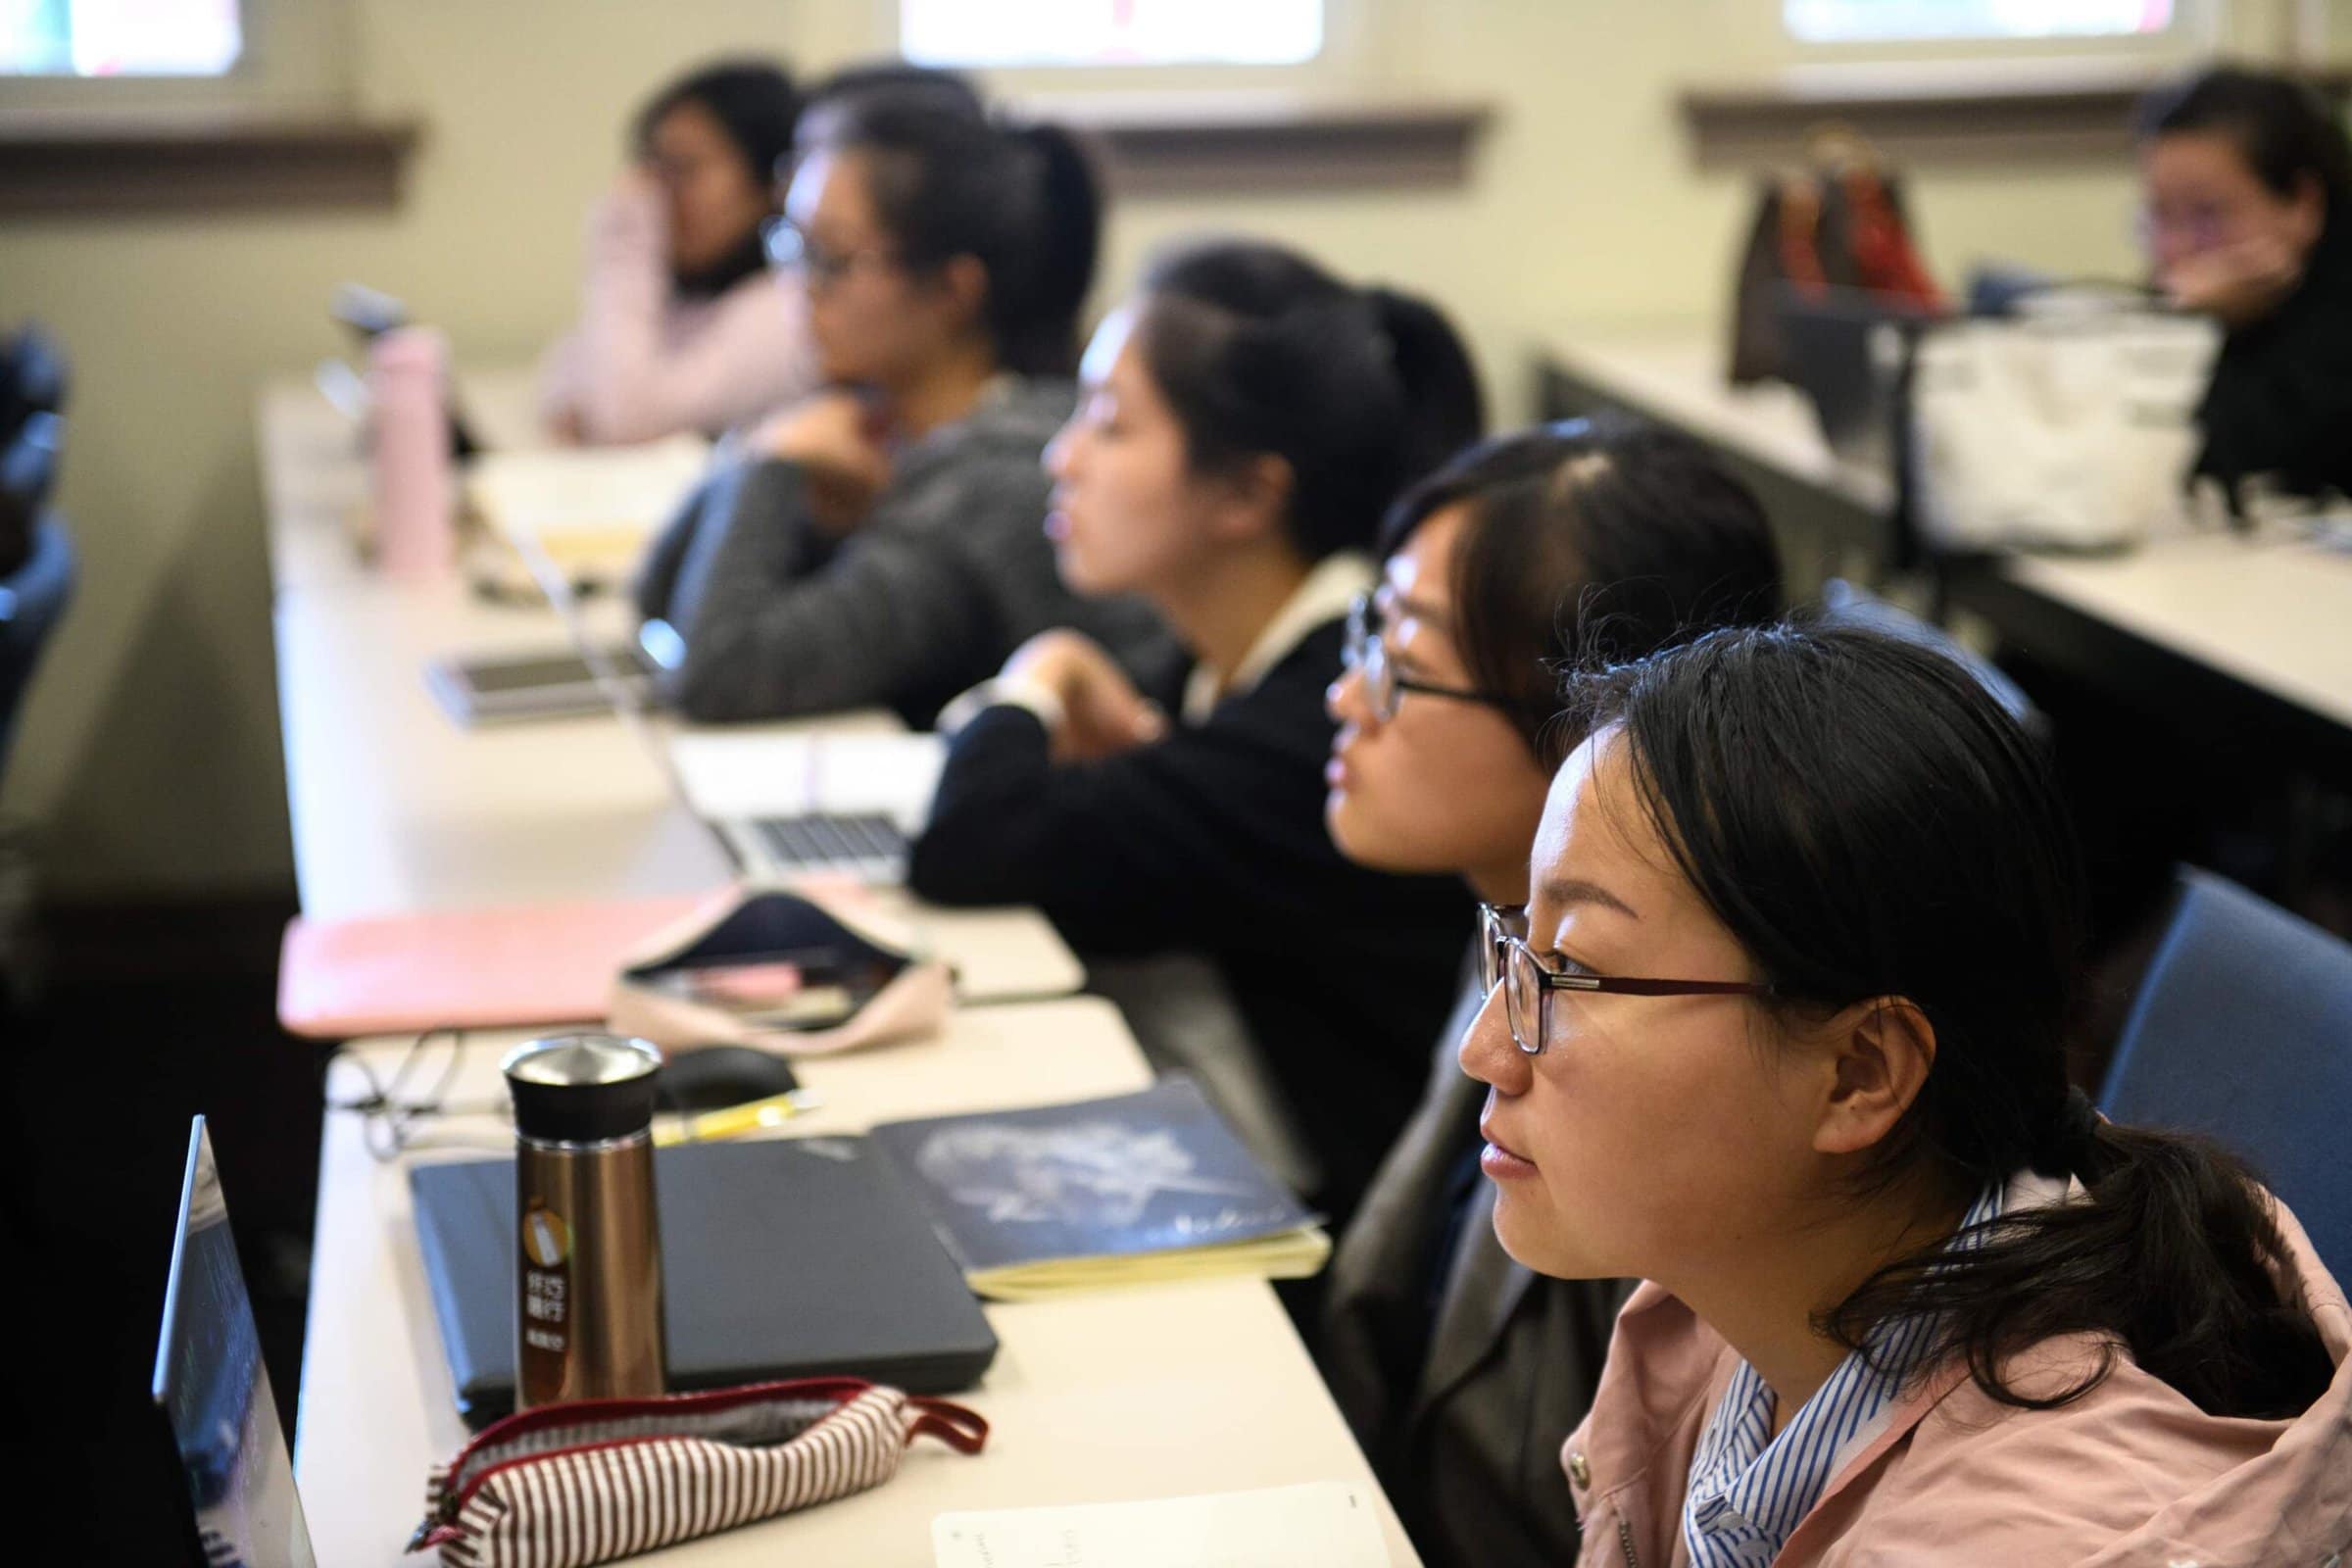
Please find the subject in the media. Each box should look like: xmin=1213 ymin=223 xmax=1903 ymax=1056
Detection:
xmin=753 ymin=812 xmax=908 ymax=881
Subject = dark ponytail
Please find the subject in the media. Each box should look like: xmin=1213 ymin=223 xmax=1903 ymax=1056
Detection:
xmin=1005 ymin=123 xmax=1104 ymax=378
xmin=1134 ymin=239 xmax=1486 ymax=561
xmin=831 ymin=101 xmax=1105 ymax=376
xmin=1565 ymin=621 xmax=2332 ymax=1420
xmin=1361 ymin=286 xmax=1487 ymax=500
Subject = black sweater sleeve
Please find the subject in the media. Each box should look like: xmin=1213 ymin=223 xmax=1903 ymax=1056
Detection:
xmin=908 ymin=630 xmax=1359 ymax=958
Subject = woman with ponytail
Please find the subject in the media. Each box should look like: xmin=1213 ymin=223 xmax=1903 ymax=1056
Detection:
xmin=1462 ymin=620 xmax=2347 ymax=1565
xmin=908 ymin=239 xmax=1486 ymax=1216
xmin=635 ymin=93 xmax=1165 ymax=725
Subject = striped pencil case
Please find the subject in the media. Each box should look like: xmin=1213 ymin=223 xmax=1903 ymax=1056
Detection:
xmin=408 ymin=1376 xmax=988 ymax=1567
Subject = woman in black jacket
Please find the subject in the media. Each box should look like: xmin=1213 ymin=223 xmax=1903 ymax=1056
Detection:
xmin=2137 ymin=65 xmax=2352 ymax=508
xmin=908 ymin=239 xmax=1484 ymax=1217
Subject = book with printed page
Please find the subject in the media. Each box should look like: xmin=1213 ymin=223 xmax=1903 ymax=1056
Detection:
xmin=868 ymin=1077 xmax=1330 ymax=1301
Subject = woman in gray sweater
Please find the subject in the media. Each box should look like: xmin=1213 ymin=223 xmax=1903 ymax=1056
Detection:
xmin=636 ymin=92 xmax=1163 ymax=725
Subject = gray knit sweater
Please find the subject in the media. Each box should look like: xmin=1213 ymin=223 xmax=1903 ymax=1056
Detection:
xmin=635 ymin=377 xmax=1170 ymax=725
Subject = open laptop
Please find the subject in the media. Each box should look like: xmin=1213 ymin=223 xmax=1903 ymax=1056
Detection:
xmin=152 ymin=1116 xmax=318 ymax=1568
xmin=516 ymin=533 xmax=931 ymax=884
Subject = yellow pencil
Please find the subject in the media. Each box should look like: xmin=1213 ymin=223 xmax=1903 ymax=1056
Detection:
xmin=654 ymin=1090 xmax=821 ymax=1147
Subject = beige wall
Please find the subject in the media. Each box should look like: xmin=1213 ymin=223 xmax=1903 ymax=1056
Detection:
xmin=0 ymin=0 xmax=2263 ymax=897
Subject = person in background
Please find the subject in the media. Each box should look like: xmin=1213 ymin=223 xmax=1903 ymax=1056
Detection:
xmin=1318 ymin=418 xmax=1784 ymax=1568
xmin=635 ymin=95 xmax=1165 ymax=725
xmin=908 ymin=239 xmax=1484 ymax=1219
xmin=539 ymin=58 xmax=810 ymax=445
xmin=2137 ymin=64 xmax=2352 ymax=507
xmin=1465 ymin=620 xmax=2346 ymax=1565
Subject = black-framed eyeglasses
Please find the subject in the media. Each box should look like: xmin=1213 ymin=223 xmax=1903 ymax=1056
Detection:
xmin=760 ymin=218 xmax=905 ymax=287
xmin=1343 ymin=593 xmax=1513 ymax=724
xmin=1477 ymin=904 xmax=1771 ymax=1056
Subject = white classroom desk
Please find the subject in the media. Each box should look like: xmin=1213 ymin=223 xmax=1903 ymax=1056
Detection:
xmin=1533 ymin=324 xmax=2352 ymax=749
xmin=1535 ymin=325 xmax=1894 ymax=517
xmin=295 ymin=998 xmax=1422 ymax=1567
xmin=257 ymin=375 xmax=1083 ymax=1001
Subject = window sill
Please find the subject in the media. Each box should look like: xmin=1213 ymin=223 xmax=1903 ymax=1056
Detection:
xmin=1678 ymin=58 xmax=2352 ymax=169
xmin=0 ymin=110 xmax=421 ymax=216
xmin=1024 ymin=90 xmax=1494 ymax=195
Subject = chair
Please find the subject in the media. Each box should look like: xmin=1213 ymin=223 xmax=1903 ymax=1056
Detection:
xmin=0 ymin=514 xmax=75 ymax=784
xmin=2097 ymin=867 xmax=2352 ymax=1280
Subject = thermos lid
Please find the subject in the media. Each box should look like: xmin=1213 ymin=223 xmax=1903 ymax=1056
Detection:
xmin=502 ymin=1034 xmax=663 ymax=1146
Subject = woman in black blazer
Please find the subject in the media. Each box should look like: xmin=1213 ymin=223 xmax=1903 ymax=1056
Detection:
xmin=908 ymin=239 xmax=1484 ymax=1217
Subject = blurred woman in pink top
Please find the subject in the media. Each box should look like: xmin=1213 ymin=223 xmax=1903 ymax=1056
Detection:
xmin=1461 ymin=621 xmax=2348 ymax=1565
xmin=538 ymin=58 xmax=812 ymax=445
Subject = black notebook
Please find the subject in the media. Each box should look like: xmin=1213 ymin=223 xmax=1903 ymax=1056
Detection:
xmin=410 ymin=1136 xmax=998 ymax=1429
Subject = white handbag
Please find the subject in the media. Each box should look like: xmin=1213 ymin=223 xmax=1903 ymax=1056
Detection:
xmin=1907 ymin=296 xmax=2219 ymax=554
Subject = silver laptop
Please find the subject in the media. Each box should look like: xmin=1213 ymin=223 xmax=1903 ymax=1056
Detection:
xmin=520 ymin=541 xmax=914 ymax=884
xmin=152 ymin=1116 xmax=318 ymax=1568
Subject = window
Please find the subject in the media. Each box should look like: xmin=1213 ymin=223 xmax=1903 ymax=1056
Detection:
xmin=900 ymin=0 xmax=1323 ymax=69
xmin=1786 ymin=0 xmax=2173 ymax=43
xmin=1 ymin=0 xmax=242 ymax=76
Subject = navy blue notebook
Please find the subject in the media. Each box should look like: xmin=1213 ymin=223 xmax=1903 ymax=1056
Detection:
xmin=410 ymin=1135 xmax=998 ymax=1429
xmin=866 ymin=1078 xmax=1330 ymax=1299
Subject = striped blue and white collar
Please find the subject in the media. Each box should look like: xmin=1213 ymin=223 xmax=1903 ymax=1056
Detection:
xmin=1681 ymin=1180 xmax=2007 ymax=1568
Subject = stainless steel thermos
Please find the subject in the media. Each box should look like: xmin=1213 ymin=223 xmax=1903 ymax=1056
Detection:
xmin=501 ymin=1033 xmax=666 ymax=1409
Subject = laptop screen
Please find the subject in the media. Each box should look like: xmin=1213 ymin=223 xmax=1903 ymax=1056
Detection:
xmin=152 ymin=1116 xmax=318 ymax=1568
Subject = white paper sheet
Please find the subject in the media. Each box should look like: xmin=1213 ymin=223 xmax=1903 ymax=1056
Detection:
xmin=931 ymin=1482 xmax=1392 ymax=1568
xmin=466 ymin=435 xmax=710 ymax=545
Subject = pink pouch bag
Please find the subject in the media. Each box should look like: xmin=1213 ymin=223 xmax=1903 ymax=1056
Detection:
xmin=605 ymin=888 xmax=953 ymax=1056
xmin=409 ymin=1376 xmax=987 ymax=1567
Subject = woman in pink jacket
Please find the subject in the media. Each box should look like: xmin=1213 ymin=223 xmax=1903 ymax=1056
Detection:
xmin=1461 ymin=620 xmax=2349 ymax=1566
xmin=538 ymin=58 xmax=813 ymax=445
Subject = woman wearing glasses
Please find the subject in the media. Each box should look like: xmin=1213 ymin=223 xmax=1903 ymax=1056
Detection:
xmin=1469 ymin=622 xmax=2346 ymax=1565
xmin=908 ymin=239 xmax=1484 ymax=1217
xmin=2136 ymin=65 xmax=2352 ymax=508
xmin=1319 ymin=419 xmax=1782 ymax=1568
xmin=539 ymin=58 xmax=815 ymax=446
xmin=634 ymin=92 xmax=1166 ymax=724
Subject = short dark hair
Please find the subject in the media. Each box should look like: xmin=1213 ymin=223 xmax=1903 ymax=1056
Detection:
xmin=2136 ymin=64 xmax=2352 ymax=218
xmin=634 ymin=58 xmax=801 ymax=186
xmin=1132 ymin=238 xmax=1487 ymax=562
xmin=1376 ymin=416 xmax=1784 ymax=763
xmin=828 ymin=99 xmax=1102 ymax=378
xmin=1565 ymin=620 xmax=2333 ymax=1421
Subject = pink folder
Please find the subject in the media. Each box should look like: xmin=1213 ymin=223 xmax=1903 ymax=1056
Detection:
xmin=277 ymin=889 xmax=734 ymax=1039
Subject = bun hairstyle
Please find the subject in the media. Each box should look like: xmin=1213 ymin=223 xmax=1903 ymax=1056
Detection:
xmin=1374 ymin=414 xmax=1785 ymax=764
xmin=827 ymin=97 xmax=1104 ymax=377
xmin=1132 ymin=239 xmax=1487 ymax=561
xmin=1564 ymin=620 xmax=2333 ymax=1421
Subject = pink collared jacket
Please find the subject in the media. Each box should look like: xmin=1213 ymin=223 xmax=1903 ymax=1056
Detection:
xmin=1561 ymin=1174 xmax=2352 ymax=1567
